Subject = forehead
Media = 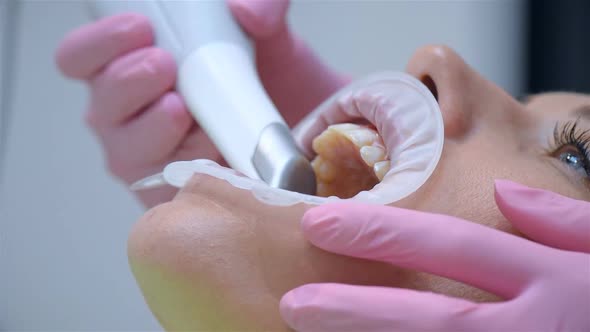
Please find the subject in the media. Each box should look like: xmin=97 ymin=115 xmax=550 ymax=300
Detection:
xmin=524 ymin=92 xmax=590 ymax=120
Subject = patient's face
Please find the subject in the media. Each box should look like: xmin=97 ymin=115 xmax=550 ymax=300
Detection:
xmin=397 ymin=46 xmax=590 ymax=233
xmin=129 ymin=46 xmax=590 ymax=331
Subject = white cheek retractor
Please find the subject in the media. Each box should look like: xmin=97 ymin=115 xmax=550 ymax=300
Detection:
xmin=88 ymin=0 xmax=316 ymax=195
xmin=131 ymin=71 xmax=445 ymax=206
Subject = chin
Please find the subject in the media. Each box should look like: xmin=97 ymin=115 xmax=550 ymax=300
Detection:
xmin=127 ymin=172 xmax=503 ymax=331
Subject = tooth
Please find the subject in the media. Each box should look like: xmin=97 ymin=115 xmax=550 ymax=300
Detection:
xmin=311 ymin=157 xmax=336 ymax=182
xmin=330 ymin=124 xmax=378 ymax=147
xmin=329 ymin=123 xmax=360 ymax=132
xmin=316 ymin=182 xmax=329 ymax=197
xmin=360 ymin=146 xmax=386 ymax=167
xmin=373 ymin=161 xmax=391 ymax=181
xmin=347 ymin=129 xmax=378 ymax=147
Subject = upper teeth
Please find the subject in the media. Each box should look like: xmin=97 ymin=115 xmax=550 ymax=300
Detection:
xmin=373 ymin=161 xmax=391 ymax=181
xmin=310 ymin=123 xmax=391 ymax=197
xmin=329 ymin=124 xmax=378 ymax=147
xmin=360 ymin=146 xmax=386 ymax=166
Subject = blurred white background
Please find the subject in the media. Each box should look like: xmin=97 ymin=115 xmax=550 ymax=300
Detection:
xmin=0 ymin=0 xmax=525 ymax=330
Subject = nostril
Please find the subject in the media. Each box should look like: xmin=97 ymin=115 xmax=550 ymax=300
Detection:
xmin=420 ymin=75 xmax=438 ymax=101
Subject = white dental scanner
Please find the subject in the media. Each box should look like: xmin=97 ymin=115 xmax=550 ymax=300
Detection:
xmin=88 ymin=0 xmax=317 ymax=195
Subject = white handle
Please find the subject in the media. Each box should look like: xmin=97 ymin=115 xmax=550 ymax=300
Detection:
xmin=89 ymin=0 xmax=253 ymax=62
xmin=89 ymin=0 xmax=289 ymax=180
xmin=178 ymin=44 xmax=286 ymax=179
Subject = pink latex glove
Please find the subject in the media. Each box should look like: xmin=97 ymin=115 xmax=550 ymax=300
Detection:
xmin=280 ymin=179 xmax=590 ymax=331
xmin=55 ymin=0 xmax=348 ymax=208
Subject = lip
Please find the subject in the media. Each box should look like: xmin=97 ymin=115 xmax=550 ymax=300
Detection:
xmin=289 ymin=71 xmax=445 ymax=206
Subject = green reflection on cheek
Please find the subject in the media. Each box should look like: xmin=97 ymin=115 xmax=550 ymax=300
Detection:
xmin=129 ymin=260 xmax=242 ymax=331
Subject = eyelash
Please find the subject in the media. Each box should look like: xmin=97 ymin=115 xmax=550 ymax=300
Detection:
xmin=550 ymin=119 xmax=590 ymax=177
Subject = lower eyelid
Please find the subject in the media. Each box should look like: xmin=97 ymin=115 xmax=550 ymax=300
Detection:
xmin=545 ymin=156 xmax=590 ymax=192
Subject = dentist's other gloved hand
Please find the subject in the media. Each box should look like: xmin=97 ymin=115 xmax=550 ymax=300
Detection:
xmin=280 ymin=180 xmax=590 ymax=331
xmin=55 ymin=0 xmax=348 ymax=208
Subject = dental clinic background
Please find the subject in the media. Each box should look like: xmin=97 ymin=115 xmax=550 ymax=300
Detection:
xmin=0 ymin=0 xmax=588 ymax=330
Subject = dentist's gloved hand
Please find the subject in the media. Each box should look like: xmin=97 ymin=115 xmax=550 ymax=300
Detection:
xmin=280 ymin=180 xmax=590 ymax=331
xmin=55 ymin=0 xmax=348 ymax=208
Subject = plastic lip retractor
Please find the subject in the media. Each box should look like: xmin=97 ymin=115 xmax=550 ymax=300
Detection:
xmin=131 ymin=71 xmax=445 ymax=207
xmin=88 ymin=0 xmax=316 ymax=195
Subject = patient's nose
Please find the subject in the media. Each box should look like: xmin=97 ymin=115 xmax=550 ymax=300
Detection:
xmin=405 ymin=45 xmax=519 ymax=138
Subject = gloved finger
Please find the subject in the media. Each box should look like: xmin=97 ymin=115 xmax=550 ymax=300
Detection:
xmin=56 ymin=13 xmax=153 ymax=79
xmin=106 ymin=92 xmax=194 ymax=167
xmin=280 ymin=283 xmax=496 ymax=332
xmin=229 ymin=0 xmax=349 ymax=127
xmin=301 ymin=202 xmax=554 ymax=299
xmin=494 ymin=179 xmax=590 ymax=253
xmin=227 ymin=0 xmax=289 ymax=39
xmin=88 ymin=47 xmax=176 ymax=127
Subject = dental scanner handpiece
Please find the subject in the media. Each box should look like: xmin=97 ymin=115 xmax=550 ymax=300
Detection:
xmin=88 ymin=0 xmax=316 ymax=195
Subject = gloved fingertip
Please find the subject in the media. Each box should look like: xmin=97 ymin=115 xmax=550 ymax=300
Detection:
xmin=494 ymin=179 xmax=590 ymax=252
xmin=493 ymin=178 xmax=520 ymax=192
xmin=495 ymin=179 xmax=536 ymax=197
xmin=227 ymin=0 xmax=287 ymax=38
xmin=159 ymin=93 xmax=192 ymax=128
xmin=279 ymin=290 xmax=297 ymax=327
xmin=494 ymin=179 xmax=573 ymax=230
xmin=302 ymin=202 xmax=378 ymax=252
xmin=279 ymin=285 xmax=321 ymax=329
xmin=301 ymin=204 xmax=340 ymax=244
xmin=494 ymin=179 xmax=561 ymax=211
xmin=227 ymin=0 xmax=257 ymax=33
xmin=56 ymin=13 xmax=153 ymax=79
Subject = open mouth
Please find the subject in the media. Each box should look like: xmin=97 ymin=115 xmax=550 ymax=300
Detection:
xmin=289 ymin=71 xmax=445 ymax=205
xmin=134 ymin=72 xmax=444 ymax=207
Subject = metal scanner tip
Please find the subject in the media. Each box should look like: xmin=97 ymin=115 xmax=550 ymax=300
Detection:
xmin=270 ymin=155 xmax=317 ymax=195
xmin=252 ymin=123 xmax=317 ymax=195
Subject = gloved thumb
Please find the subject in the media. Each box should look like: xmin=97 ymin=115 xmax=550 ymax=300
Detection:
xmin=227 ymin=0 xmax=289 ymax=40
xmin=494 ymin=179 xmax=590 ymax=253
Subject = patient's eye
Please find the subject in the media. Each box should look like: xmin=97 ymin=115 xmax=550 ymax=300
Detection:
xmin=554 ymin=146 xmax=589 ymax=177
xmin=551 ymin=120 xmax=590 ymax=178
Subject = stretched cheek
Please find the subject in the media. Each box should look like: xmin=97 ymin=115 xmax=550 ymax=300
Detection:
xmin=432 ymin=142 xmax=553 ymax=235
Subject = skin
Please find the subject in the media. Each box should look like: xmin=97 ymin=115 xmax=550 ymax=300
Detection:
xmin=127 ymin=45 xmax=590 ymax=331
